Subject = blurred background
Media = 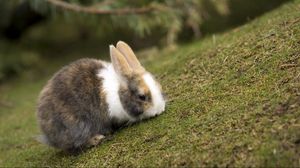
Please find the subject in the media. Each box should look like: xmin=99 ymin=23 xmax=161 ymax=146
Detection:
xmin=0 ymin=0 xmax=290 ymax=84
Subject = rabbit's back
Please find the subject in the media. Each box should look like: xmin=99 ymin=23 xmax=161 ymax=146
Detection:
xmin=37 ymin=58 xmax=112 ymax=150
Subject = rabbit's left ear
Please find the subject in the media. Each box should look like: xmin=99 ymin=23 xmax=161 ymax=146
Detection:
xmin=116 ymin=41 xmax=145 ymax=73
xmin=110 ymin=45 xmax=132 ymax=77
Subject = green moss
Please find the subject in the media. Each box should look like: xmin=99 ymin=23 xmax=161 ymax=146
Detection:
xmin=1 ymin=1 xmax=300 ymax=167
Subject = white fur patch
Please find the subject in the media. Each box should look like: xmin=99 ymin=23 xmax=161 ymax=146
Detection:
xmin=142 ymin=73 xmax=166 ymax=118
xmin=97 ymin=63 xmax=134 ymax=122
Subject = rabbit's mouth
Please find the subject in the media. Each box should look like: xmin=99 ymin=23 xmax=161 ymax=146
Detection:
xmin=131 ymin=108 xmax=144 ymax=117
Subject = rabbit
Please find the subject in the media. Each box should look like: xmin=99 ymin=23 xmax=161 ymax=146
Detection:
xmin=37 ymin=41 xmax=166 ymax=151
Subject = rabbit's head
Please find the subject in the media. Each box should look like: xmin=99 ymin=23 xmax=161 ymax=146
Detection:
xmin=109 ymin=41 xmax=165 ymax=120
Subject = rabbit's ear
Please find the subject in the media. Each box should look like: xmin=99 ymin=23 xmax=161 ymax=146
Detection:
xmin=116 ymin=41 xmax=145 ymax=73
xmin=110 ymin=45 xmax=132 ymax=76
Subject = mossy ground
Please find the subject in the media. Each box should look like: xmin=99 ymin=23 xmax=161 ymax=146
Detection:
xmin=1 ymin=1 xmax=300 ymax=167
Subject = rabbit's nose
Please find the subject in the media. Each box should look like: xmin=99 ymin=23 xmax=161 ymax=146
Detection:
xmin=131 ymin=108 xmax=143 ymax=117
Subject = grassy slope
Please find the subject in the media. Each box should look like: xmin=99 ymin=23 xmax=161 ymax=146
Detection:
xmin=0 ymin=1 xmax=300 ymax=167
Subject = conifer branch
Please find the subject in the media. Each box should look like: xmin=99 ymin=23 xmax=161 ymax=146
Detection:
xmin=45 ymin=0 xmax=155 ymax=15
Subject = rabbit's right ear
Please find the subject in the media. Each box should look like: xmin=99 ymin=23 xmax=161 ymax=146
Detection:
xmin=116 ymin=41 xmax=145 ymax=73
xmin=110 ymin=45 xmax=132 ymax=77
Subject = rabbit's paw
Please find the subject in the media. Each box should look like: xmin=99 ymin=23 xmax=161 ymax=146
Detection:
xmin=87 ymin=134 xmax=105 ymax=147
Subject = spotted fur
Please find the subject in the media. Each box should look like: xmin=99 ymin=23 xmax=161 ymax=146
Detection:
xmin=37 ymin=58 xmax=113 ymax=151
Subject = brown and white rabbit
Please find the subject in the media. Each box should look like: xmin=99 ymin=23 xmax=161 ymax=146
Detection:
xmin=37 ymin=41 xmax=166 ymax=151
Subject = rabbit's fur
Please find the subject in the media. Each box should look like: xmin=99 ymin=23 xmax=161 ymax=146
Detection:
xmin=37 ymin=41 xmax=165 ymax=151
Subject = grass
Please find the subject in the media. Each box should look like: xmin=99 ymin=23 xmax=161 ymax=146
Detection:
xmin=1 ymin=1 xmax=300 ymax=167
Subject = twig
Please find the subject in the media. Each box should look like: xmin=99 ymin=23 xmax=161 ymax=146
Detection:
xmin=45 ymin=0 xmax=155 ymax=15
xmin=280 ymin=63 xmax=298 ymax=70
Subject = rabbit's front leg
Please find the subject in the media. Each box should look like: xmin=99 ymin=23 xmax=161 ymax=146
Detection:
xmin=87 ymin=134 xmax=105 ymax=147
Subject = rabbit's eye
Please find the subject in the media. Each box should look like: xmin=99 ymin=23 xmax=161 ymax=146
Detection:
xmin=138 ymin=94 xmax=146 ymax=101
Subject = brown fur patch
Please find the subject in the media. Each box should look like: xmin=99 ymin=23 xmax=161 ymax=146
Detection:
xmin=37 ymin=58 xmax=115 ymax=150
